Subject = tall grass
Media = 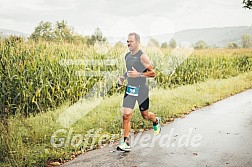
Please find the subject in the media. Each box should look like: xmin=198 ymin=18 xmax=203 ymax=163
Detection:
xmin=0 ymin=39 xmax=125 ymax=116
xmin=0 ymin=39 xmax=252 ymax=116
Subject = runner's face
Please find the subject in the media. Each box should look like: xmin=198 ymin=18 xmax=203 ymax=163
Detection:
xmin=127 ymin=35 xmax=139 ymax=52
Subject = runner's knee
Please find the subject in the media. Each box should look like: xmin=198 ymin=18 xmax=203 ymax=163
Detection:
xmin=123 ymin=113 xmax=132 ymax=121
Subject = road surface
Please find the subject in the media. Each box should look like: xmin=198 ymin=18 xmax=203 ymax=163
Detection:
xmin=63 ymin=89 xmax=252 ymax=167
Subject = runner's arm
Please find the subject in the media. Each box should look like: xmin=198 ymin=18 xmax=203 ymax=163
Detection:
xmin=140 ymin=54 xmax=156 ymax=78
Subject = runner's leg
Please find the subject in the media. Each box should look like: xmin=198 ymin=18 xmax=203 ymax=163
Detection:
xmin=121 ymin=107 xmax=133 ymax=141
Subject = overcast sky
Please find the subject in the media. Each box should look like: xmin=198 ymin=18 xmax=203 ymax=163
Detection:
xmin=0 ymin=0 xmax=252 ymax=39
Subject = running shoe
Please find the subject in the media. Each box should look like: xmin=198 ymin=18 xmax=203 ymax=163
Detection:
xmin=116 ymin=141 xmax=131 ymax=152
xmin=153 ymin=117 xmax=161 ymax=136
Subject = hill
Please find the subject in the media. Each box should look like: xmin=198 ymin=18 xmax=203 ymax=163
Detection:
xmin=173 ymin=26 xmax=252 ymax=47
xmin=0 ymin=28 xmax=29 ymax=38
xmin=148 ymin=25 xmax=252 ymax=47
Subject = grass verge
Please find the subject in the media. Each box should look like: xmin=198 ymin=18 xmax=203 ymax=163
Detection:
xmin=1 ymin=71 xmax=252 ymax=166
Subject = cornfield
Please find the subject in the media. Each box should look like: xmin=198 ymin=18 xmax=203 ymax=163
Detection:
xmin=0 ymin=38 xmax=251 ymax=116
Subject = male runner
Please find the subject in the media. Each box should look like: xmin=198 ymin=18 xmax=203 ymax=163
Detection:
xmin=117 ymin=32 xmax=161 ymax=152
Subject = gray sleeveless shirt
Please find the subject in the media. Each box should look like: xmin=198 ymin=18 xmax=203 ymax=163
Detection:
xmin=125 ymin=50 xmax=147 ymax=86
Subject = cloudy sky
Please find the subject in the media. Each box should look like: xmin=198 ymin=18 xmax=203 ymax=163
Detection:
xmin=0 ymin=0 xmax=252 ymax=39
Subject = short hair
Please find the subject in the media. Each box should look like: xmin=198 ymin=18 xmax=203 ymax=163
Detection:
xmin=128 ymin=32 xmax=140 ymax=42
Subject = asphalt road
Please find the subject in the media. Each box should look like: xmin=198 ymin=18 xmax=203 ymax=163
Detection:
xmin=63 ymin=89 xmax=252 ymax=167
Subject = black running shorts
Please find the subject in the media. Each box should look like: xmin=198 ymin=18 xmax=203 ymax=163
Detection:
xmin=122 ymin=84 xmax=149 ymax=112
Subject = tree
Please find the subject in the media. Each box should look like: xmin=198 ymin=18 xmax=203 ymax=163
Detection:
xmin=147 ymin=38 xmax=159 ymax=47
xmin=241 ymin=34 xmax=251 ymax=48
xmin=194 ymin=40 xmax=207 ymax=49
xmin=87 ymin=27 xmax=107 ymax=46
xmin=227 ymin=42 xmax=239 ymax=49
xmin=54 ymin=20 xmax=74 ymax=42
xmin=169 ymin=38 xmax=176 ymax=49
xmin=30 ymin=20 xmax=82 ymax=43
xmin=161 ymin=42 xmax=168 ymax=48
xmin=30 ymin=21 xmax=54 ymax=41
xmin=243 ymin=0 xmax=252 ymax=9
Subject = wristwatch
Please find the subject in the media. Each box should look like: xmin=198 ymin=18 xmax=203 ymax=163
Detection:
xmin=140 ymin=72 xmax=144 ymax=77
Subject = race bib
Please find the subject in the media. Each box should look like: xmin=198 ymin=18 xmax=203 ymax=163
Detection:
xmin=126 ymin=85 xmax=139 ymax=96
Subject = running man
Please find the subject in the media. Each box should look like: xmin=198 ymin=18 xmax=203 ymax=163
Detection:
xmin=117 ymin=32 xmax=161 ymax=152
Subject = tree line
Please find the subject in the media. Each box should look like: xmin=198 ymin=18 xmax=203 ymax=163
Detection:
xmin=1 ymin=19 xmax=251 ymax=49
xmin=152 ymin=36 xmax=252 ymax=49
xmin=29 ymin=20 xmax=106 ymax=46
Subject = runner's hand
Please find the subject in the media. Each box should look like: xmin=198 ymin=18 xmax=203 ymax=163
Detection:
xmin=127 ymin=67 xmax=140 ymax=78
xmin=117 ymin=77 xmax=124 ymax=86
